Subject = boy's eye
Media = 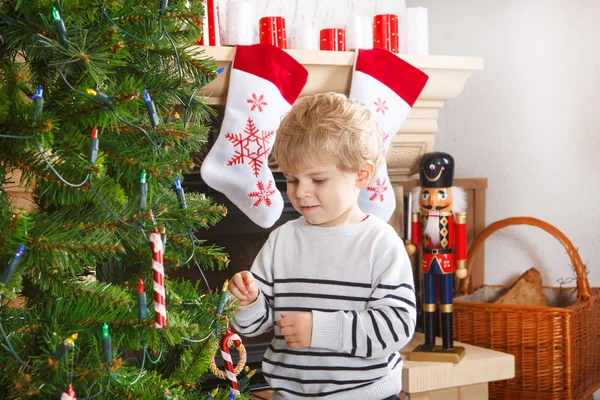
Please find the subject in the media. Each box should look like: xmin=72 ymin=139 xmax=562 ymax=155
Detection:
xmin=313 ymin=179 xmax=326 ymax=184
xmin=286 ymin=179 xmax=298 ymax=184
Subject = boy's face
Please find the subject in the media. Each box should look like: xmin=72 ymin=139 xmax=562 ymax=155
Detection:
xmin=283 ymin=162 xmax=365 ymax=227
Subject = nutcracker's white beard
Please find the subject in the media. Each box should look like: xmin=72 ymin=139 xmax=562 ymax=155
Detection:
xmin=424 ymin=211 xmax=441 ymax=247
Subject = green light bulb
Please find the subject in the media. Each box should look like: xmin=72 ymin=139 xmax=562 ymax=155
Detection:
xmin=52 ymin=6 xmax=61 ymax=22
xmin=140 ymin=169 xmax=147 ymax=184
xmin=102 ymin=323 xmax=109 ymax=338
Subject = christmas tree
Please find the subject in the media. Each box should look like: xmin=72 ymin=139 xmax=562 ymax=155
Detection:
xmin=0 ymin=1 xmax=243 ymax=398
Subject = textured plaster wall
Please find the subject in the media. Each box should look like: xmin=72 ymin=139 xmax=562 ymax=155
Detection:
xmin=216 ymin=0 xmax=600 ymax=289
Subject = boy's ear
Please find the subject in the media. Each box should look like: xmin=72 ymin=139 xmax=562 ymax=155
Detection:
xmin=356 ymin=161 xmax=375 ymax=189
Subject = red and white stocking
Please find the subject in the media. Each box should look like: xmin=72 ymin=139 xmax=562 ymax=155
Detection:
xmin=201 ymin=44 xmax=308 ymax=228
xmin=349 ymin=48 xmax=429 ymax=222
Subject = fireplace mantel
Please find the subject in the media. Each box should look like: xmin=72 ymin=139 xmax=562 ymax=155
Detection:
xmin=195 ymin=46 xmax=483 ymax=180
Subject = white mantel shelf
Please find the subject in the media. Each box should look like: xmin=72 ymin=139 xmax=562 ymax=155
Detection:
xmin=196 ymin=46 xmax=483 ymax=108
xmin=195 ymin=46 xmax=483 ymax=233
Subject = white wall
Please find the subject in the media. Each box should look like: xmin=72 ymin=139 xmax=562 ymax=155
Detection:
xmin=406 ymin=0 xmax=600 ymax=289
xmin=216 ymin=0 xmax=599 ymax=289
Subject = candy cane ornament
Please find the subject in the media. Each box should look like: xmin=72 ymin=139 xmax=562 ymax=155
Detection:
xmin=149 ymin=227 xmax=167 ymax=328
xmin=209 ymin=328 xmax=247 ymax=395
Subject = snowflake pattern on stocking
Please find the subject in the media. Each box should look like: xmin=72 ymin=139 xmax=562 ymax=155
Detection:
xmin=366 ymin=177 xmax=388 ymax=202
xmin=246 ymin=93 xmax=268 ymax=112
xmin=248 ymin=180 xmax=276 ymax=207
xmin=225 ymin=118 xmax=275 ymax=177
xmin=374 ymin=97 xmax=389 ymax=115
xmin=382 ymin=132 xmax=390 ymax=147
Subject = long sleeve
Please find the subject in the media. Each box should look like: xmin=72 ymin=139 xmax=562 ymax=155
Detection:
xmin=230 ymin=234 xmax=276 ymax=337
xmin=311 ymin=232 xmax=416 ymax=358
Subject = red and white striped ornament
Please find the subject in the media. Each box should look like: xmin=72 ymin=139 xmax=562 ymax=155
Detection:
xmin=220 ymin=328 xmax=243 ymax=395
xmin=150 ymin=227 xmax=167 ymax=328
xmin=196 ymin=0 xmax=221 ymax=46
xmin=60 ymin=384 xmax=76 ymax=400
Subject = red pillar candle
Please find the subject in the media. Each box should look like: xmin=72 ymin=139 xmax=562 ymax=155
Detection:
xmin=259 ymin=16 xmax=287 ymax=49
xmin=373 ymin=14 xmax=399 ymax=53
xmin=195 ymin=0 xmax=221 ymax=46
xmin=320 ymin=28 xmax=346 ymax=51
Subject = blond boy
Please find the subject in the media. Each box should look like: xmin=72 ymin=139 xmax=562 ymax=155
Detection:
xmin=228 ymin=93 xmax=416 ymax=400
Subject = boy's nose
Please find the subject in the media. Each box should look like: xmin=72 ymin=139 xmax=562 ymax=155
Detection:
xmin=296 ymin=181 xmax=312 ymax=198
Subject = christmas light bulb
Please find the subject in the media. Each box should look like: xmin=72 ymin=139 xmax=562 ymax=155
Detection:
xmin=216 ymin=279 xmax=229 ymax=315
xmin=101 ymin=323 xmax=112 ymax=363
xmin=239 ymin=366 xmax=256 ymax=388
xmin=1 ymin=244 xmax=25 ymax=284
xmin=137 ymin=278 xmax=148 ymax=321
xmin=86 ymin=88 xmax=112 ymax=105
xmin=52 ymin=6 xmax=68 ymax=47
xmin=53 ymin=332 xmax=78 ymax=361
xmin=34 ymin=85 xmax=43 ymax=98
xmin=64 ymin=333 xmax=78 ymax=346
xmin=143 ymin=89 xmax=160 ymax=129
xmin=174 ymin=177 xmax=187 ymax=209
xmin=139 ymin=169 xmax=148 ymax=210
xmin=32 ymin=85 xmax=43 ymax=123
xmin=161 ymin=226 xmax=167 ymax=251
xmin=52 ymin=6 xmax=61 ymax=21
xmin=89 ymin=126 xmax=99 ymax=164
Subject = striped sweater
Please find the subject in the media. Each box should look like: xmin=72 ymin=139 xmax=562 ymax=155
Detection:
xmin=231 ymin=216 xmax=416 ymax=400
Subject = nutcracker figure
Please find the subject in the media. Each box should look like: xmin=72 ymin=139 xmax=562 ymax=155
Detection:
xmin=408 ymin=152 xmax=468 ymax=363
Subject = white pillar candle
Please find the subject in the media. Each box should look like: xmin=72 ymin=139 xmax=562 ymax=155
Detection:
xmin=288 ymin=25 xmax=319 ymax=50
xmin=225 ymin=0 xmax=253 ymax=45
xmin=405 ymin=7 xmax=429 ymax=55
xmin=345 ymin=16 xmax=372 ymax=51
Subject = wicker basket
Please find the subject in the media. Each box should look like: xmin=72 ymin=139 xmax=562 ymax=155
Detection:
xmin=453 ymin=217 xmax=600 ymax=400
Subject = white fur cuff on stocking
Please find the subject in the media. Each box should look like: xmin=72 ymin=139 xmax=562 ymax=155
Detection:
xmin=201 ymin=44 xmax=308 ymax=228
xmin=349 ymin=48 xmax=429 ymax=222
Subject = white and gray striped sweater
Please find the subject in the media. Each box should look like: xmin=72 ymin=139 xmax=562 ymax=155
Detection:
xmin=231 ymin=216 xmax=416 ymax=400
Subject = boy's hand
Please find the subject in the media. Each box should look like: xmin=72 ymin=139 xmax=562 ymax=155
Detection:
xmin=228 ymin=271 xmax=259 ymax=306
xmin=277 ymin=313 xmax=313 ymax=349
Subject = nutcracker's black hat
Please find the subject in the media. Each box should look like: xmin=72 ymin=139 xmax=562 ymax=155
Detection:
xmin=419 ymin=152 xmax=454 ymax=188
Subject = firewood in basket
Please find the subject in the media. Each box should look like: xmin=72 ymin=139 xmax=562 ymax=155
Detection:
xmin=494 ymin=267 xmax=549 ymax=307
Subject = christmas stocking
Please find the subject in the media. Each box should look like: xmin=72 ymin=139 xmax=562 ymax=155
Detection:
xmin=349 ymin=48 xmax=429 ymax=222
xmin=201 ymin=44 xmax=308 ymax=228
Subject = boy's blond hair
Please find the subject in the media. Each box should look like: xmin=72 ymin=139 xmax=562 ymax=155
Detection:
xmin=273 ymin=93 xmax=385 ymax=175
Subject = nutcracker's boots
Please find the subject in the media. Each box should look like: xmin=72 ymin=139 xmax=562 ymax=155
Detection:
xmin=422 ymin=306 xmax=436 ymax=351
xmin=441 ymin=305 xmax=453 ymax=350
